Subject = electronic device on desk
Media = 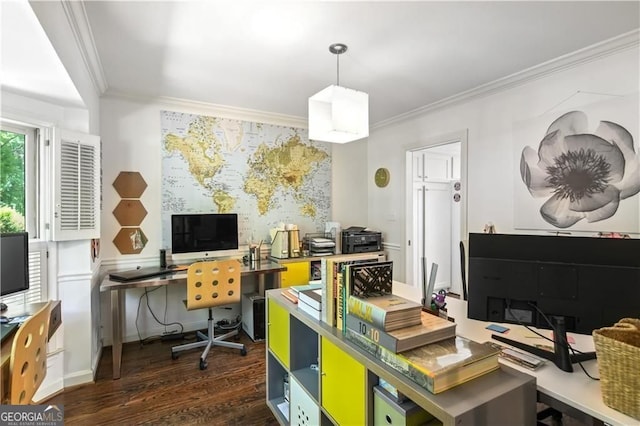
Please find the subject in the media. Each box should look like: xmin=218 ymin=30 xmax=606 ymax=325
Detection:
xmin=467 ymin=232 xmax=640 ymax=372
xmin=342 ymin=227 xmax=382 ymax=254
xmin=1 ymin=232 xmax=30 ymax=311
xmin=109 ymin=266 xmax=175 ymax=282
xmin=242 ymin=292 xmax=265 ymax=341
xmin=171 ymin=213 xmax=239 ymax=262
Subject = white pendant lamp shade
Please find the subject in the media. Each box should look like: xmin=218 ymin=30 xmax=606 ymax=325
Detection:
xmin=308 ymin=85 xmax=369 ymax=144
xmin=308 ymin=43 xmax=369 ymax=144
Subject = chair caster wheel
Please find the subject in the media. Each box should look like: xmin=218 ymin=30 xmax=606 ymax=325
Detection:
xmin=199 ymin=359 xmax=207 ymax=370
xmin=171 ymin=352 xmax=179 ymax=360
xmin=240 ymin=348 xmax=247 ymax=356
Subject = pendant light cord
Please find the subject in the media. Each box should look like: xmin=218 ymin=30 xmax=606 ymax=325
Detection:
xmin=329 ymin=43 xmax=347 ymax=87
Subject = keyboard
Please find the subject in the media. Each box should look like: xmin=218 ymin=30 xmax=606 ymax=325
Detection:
xmin=108 ymin=267 xmax=177 ymax=282
xmin=1 ymin=322 xmax=18 ymax=343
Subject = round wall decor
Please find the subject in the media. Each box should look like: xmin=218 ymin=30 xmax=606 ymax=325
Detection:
xmin=375 ymin=167 xmax=390 ymax=187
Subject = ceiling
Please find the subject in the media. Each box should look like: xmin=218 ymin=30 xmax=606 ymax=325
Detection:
xmin=3 ymin=1 xmax=640 ymax=125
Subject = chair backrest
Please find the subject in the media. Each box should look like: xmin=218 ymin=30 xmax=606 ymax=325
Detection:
xmin=186 ymin=260 xmax=241 ymax=310
xmin=10 ymin=301 xmax=52 ymax=404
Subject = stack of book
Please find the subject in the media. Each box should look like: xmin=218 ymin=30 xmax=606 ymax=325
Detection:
xmin=346 ymin=309 xmax=456 ymax=353
xmin=281 ymin=283 xmax=321 ymax=304
xmin=347 ymin=294 xmax=423 ymax=332
xmin=339 ymin=261 xmax=394 ymax=330
xmin=346 ymin=331 xmax=500 ymax=394
xmin=298 ymin=288 xmax=322 ymax=320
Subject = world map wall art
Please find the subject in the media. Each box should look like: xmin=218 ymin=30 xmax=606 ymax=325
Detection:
xmin=514 ymin=94 xmax=640 ymax=234
xmin=160 ymin=111 xmax=332 ymax=246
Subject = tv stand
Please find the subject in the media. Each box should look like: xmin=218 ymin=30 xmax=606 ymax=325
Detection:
xmin=492 ymin=316 xmax=596 ymax=372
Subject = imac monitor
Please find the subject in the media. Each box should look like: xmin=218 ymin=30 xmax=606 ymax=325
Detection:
xmin=171 ymin=214 xmax=239 ymax=261
xmin=467 ymin=233 xmax=640 ymax=371
xmin=1 ymin=232 xmax=30 ymax=310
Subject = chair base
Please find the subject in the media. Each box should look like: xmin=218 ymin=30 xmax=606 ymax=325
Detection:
xmin=171 ymin=314 xmax=247 ymax=369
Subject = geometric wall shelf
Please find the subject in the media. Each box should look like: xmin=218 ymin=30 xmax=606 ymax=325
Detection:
xmin=112 ymin=171 xmax=147 ymax=198
xmin=113 ymin=227 xmax=148 ymax=255
xmin=113 ymin=200 xmax=148 ymax=226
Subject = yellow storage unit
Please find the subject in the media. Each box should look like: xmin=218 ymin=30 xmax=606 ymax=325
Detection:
xmin=268 ymin=298 xmax=290 ymax=369
xmin=280 ymin=260 xmax=310 ymax=288
xmin=321 ymin=336 xmax=366 ymax=425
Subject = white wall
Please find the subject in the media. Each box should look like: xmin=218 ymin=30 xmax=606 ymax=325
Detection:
xmin=368 ymin=45 xmax=640 ymax=284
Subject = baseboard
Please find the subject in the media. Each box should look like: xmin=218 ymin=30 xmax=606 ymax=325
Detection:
xmin=33 ymin=378 xmax=65 ymax=404
xmin=64 ymin=369 xmax=95 ymax=388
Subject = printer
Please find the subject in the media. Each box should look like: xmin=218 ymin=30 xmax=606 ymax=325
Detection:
xmin=341 ymin=227 xmax=382 ymax=253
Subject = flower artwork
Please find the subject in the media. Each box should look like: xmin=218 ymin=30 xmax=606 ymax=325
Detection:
xmin=519 ymin=110 xmax=640 ymax=229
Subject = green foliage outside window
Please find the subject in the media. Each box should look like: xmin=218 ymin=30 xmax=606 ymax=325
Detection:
xmin=0 ymin=130 xmax=26 ymax=233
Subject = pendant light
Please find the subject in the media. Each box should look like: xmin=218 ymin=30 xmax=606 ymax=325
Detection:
xmin=308 ymin=43 xmax=369 ymax=144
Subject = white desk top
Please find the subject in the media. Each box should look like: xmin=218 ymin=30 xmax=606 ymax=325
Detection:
xmin=392 ymin=281 xmax=638 ymax=426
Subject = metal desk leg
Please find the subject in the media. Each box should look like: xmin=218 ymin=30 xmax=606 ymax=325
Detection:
xmin=111 ymin=289 xmax=124 ymax=379
xmin=258 ymin=274 xmax=265 ymax=297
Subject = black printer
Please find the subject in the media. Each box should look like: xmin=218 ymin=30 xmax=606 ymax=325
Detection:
xmin=341 ymin=227 xmax=382 ymax=253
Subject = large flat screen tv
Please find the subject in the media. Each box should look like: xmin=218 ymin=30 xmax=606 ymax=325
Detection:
xmin=467 ymin=232 xmax=640 ymax=371
xmin=1 ymin=232 xmax=30 ymax=305
xmin=171 ymin=214 xmax=239 ymax=262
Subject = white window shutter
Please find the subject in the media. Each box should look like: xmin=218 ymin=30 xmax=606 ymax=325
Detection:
xmin=52 ymin=128 xmax=101 ymax=241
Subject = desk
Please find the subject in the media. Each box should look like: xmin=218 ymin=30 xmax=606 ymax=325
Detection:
xmin=390 ymin=282 xmax=637 ymax=425
xmin=442 ymin=297 xmax=637 ymax=426
xmin=100 ymin=261 xmax=286 ymax=379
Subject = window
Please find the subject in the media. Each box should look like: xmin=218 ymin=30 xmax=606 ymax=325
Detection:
xmin=1 ymin=121 xmax=46 ymax=305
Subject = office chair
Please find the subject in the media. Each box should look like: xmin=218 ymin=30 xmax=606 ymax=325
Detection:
xmin=9 ymin=301 xmax=52 ymax=404
xmin=171 ymin=260 xmax=247 ymax=370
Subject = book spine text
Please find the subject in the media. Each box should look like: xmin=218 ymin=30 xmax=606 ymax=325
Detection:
xmin=345 ymin=313 xmax=399 ymax=352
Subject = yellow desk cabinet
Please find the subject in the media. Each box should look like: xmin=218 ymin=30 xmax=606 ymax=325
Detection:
xmin=268 ymin=298 xmax=290 ymax=369
xmin=321 ymin=337 xmax=366 ymax=425
xmin=280 ymin=260 xmax=310 ymax=288
xmin=265 ymin=290 xmax=537 ymax=426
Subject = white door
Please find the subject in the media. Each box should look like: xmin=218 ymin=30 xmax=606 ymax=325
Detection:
xmin=405 ymin=135 xmax=466 ymax=296
xmin=424 ymin=181 xmax=452 ymax=290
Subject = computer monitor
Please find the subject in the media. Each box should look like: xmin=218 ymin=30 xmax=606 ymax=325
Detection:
xmin=467 ymin=233 xmax=640 ymax=371
xmin=1 ymin=232 xmax=30 ymax=310
xmin=170 ymin=214 xmax=239 ymax=262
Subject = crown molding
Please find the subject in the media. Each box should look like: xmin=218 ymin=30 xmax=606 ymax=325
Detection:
xmin=374 ymin=29 xmax=640 ymax=130
xmin=102 ymin=90 xmax=309 ymax=128
xmin=61 ymin=0 xmax=108 ymax=94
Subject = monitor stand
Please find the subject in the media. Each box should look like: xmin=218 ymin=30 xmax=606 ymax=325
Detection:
xmin=491 ymin=316 xmax=596 ymax=372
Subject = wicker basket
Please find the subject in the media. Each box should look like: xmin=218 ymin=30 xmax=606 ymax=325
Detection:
xmin=593 ymin=318 xmax=640 ymax=420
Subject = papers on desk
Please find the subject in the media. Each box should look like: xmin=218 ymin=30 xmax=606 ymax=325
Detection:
xmin=9 ymin=315 xmax=29 ymax=324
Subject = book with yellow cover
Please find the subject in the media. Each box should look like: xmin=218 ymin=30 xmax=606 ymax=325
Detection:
xmin=346 ymin=331 xmax=500 ymax=394
xmin=345 ymin=310 xmax=456 ymax=353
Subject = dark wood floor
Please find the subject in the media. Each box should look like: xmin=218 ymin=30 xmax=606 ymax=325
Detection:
xmin=47 ymin=331 xmax=279 ymax=425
